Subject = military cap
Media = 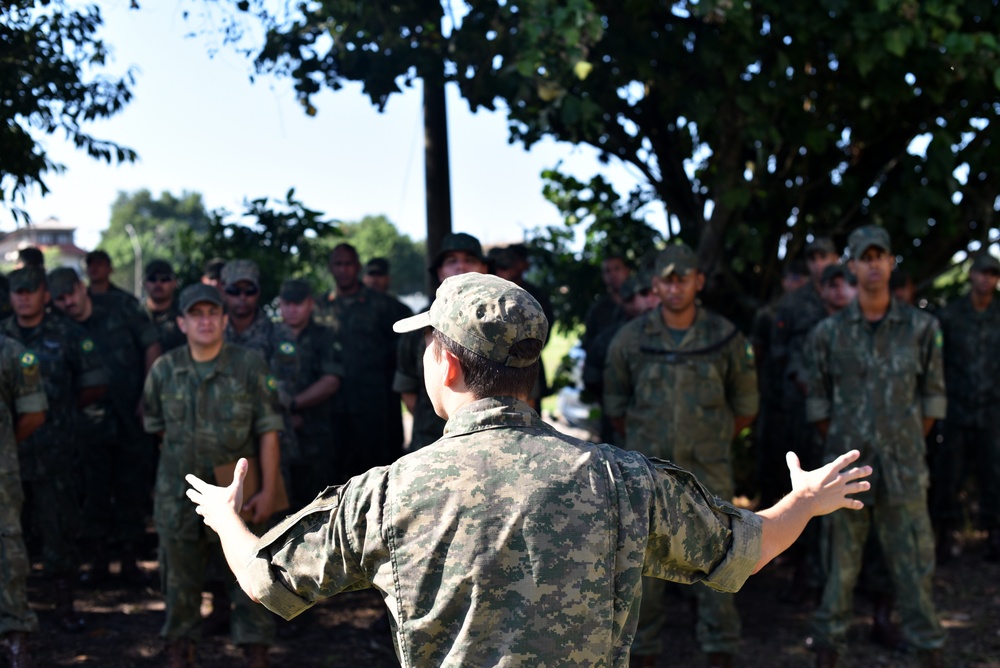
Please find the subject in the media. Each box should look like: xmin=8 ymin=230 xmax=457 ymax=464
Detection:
xmin=145 ymin=259 xmax=175 ymax=279
xmin=848 ymin=225 xmax=891 ymax=258
xmin=279 ymin=278 xmax=312 ymax=303
xmin=85 ymin=249 xmax=112 ymax=265
xmin=47 ymin=267 xmax=81 ymax=298
xmin=821 ymin=264 xmax=850 ymax=285
xmin=618 ymin=278 xmax=639 ymax=302
xmin=971 ymin=252 xmax=1000 ymax=274
xmin=654 ymin=244 xmax=698 ymax=278
xmin=364 ymin=257 xmax=390 ymax=276
xmin=805 ymin=236 xmax=837 ymax=256
xmin=179 ymin=283 xmax=224 ymax=313
xmin=486 ymin=246 xmax=517 ymax=270
xmin=8 ymin=266 xmax=46 ymax=292
xmin=430 ymin=233 xmax=486 ymax=271
xmin=393 ymin=273 xmax=548 ymax=368
xmin=220 ymin=259 xmax=260 ymax=288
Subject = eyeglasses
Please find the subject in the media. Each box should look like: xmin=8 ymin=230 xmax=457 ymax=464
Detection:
xmin=224 ymin=285 xmax=259 ymax=297
xmin=146 ymin=274 xmax=174 ymax=284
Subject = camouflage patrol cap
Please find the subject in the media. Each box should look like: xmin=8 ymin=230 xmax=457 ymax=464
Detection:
xmin=144 ymin=259 xmax=175 ymax=279
xmin=279 ymin=278 xmax=312 ymax=303
xmin=805 ymin=236 xmax=837 ymax=256
xmin=393 ymin=273 xmax=548 ymax=368
xmin=821 ymin=263 xmax=850 ymax=285
xmin=47 ymin=267 xmax=81 ymax=298
xmin=654 ymin=244 xmax=698 ymax=278
xmin=220 ymin=259 xmax=260 ymax=288
xmin=848 ymin=226 xmax=891 ymax=258
xmin=971 ymin=252 xmax=1000 ymax=274
xmin=179 ymin=283 xmax=224 ymax=314
xmin=430 ymin=233 xmax=486 ymax=271
xmin=8 ymin=266 xmax=46 ymax=292
xmin=364 ymin=257 xmax=390 ymax=276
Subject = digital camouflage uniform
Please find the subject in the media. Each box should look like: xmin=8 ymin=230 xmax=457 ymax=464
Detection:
xmin=604 ymin=306 xmax=759 ymax=657
xmin=315 ymin=286 xmax=411 ymax=477
xmin=76 ymin=292 xmax=160 ymax=546
xmin=0 ymin=335 xmax=48 ymax=636
xmin=143 ymin=298 xmax=186 ymax=353
xmin=143 ymin=342 xmax=284 ymax=645
xmin=931 ymin=289 xmax=1000 ymax=534
xmin=270 ymin=320 xmax=344 ymax=510
xmin=0 ymin=312 xmax=107 ymax=578
xmin=246 ymin=397 xmax=763 ymax=668
xmin=804 ymin=297 xmax=946 ymax=653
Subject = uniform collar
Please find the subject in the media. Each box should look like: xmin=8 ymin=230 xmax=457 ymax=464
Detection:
xmin=173 ymin=342 xmax=233 ymax=376
xmin=843 ymin=296 xmax=906 ymax=323
xmin=442 ymin=396 xmax=544 ymax=437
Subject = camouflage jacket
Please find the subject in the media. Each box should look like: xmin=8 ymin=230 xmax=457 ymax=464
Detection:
xmin=803 ymin=298 xmax=946 ymax=504
xmin=604 ymin=307 xmax=759 ymax=496
xmin=0 ymin=334 xmax=48 ymax=478
xmin=142 ymin=299 xmax=186 ymax=353
xmin=938 ymin=294 xmax=1000 ymax=428
xmin=771 ymin=283 xmax=827 ymax=403
xmin=246 ymin=397 xmax=762 ymax=668
xmin=143 ymin=343 xmax=284 ymax=540
xmin=314 ymin=286 xmax=411 ymax=413
xmin=582 ymin=293 xmax=623 ymax=349
xmin=392 ymin=323 xmax=444 ymax=451
xmin=0 ymin=314 xmax=107 ymax=479
xmin=225 ymin=308 xmax=276 ymax=361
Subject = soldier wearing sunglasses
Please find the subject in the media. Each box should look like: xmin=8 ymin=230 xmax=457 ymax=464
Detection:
xmin=142 ymin=259 xmax=185 ymax=353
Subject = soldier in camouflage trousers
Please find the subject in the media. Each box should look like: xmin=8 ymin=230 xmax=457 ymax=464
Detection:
xmin=143 ymin=284 xmax=284 ymax=668
xmin=604 ymin=244 xmax=759 ymax=668
xmin=186 ymin=272 xmax=872 ymax=668
xmin=0 ymin=328 xmax=48 ymax=668
xmin=804 ymin=226 xmax=946 ymax=667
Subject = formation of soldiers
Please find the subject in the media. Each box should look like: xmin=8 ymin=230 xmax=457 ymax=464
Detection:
xmin=0 ymin=223 xmax=995 ymax=668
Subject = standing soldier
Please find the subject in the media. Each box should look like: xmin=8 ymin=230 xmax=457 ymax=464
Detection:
xmin=315 ymin=243 xmax=411 ymax=477
xmin=362 ymin=257 xmax=392 ymax=294
xmin=604 ymin=244 xmax=759 ymax=668
xmin=143 ymin=284 xmax=283 ymax=668
xmin=3 ymin=267 xmax=108 ymax=632
xmin=0 ymin=331 xmax=47 ymax=668
xmin=220 ymin=260 xmax=275 ymax=360
xmin=931 ymin=252 xmax=1000 ymax=562
xmin=805 ymin=226 xmax=946 ymax=668
xmin=395 ymin=233 xmax=489 ymax=451
xmin=271 ymin=279 xmax=343 ymax=510
xmin=141 ymin=259 xmax=186 ymax=353
xmin=581 ymin=254 xmax=631 ymax=349
xmin=48 ymin=267 xmax=161 ymax=583
xmin=85 ymin=249 xmax=137 ymax=303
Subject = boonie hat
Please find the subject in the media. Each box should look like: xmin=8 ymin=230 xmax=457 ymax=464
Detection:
xmin=393 ymin=273 xmax=548 ymax=368
xmin=8 ymin=267 xmax=46 ymax=292
xmin=47 ymin=267 xmax=81 ymax=299
xmin=848 ymin=226 xmax=891 ymax=259
xmin=179 ymin=284 xmax=224 ymax=313
xmin=654 ymin=244 xmax=698 ymax=278
xmin=971 ymin=253 xmax=1000 ymax=274
xmin=805 ymin=237 xmax=837 ymax=256
xmin=220 ymin=259 xmax=260 ymax=288
xmin=279 ymin=278 xmax=312 ymax=303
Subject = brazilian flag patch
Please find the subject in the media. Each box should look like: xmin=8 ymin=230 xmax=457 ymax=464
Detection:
xmin=81 ymin=338 xmax=95 ymax=353
xmin=745 ymin=343 xmax=755 ymax=361
xmin=20 ymin=352 xmax=36 ymax=368
xmin=278 ymin=341 xmax=296 ymax=355
xmin=266 ymin=374 xmax=278 ymax=392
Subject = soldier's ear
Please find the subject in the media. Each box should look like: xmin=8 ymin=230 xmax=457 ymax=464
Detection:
xmin=177 ymin=315 xmax=188 ymax=335
xmin=442 ymin=348 xmax=464 ymax=388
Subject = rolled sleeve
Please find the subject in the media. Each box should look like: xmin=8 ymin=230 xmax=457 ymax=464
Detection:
xmin=253 ymin=415 xmax=285 ymax=436
xmin=15 ymin=391 xmax=47 ymax=415
xmin=922 ymin=396 xmax=947 ymax=420
xmin=701 ymin=508 xmax=762 ymax=593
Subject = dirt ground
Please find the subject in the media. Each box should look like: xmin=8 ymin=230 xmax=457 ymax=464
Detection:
xmin=22 ymin=529 xmax=1000 ymax=668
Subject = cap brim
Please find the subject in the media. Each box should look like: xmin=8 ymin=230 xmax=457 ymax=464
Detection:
xmin=393 ymin=311 xmax=432 ymax=334
xmin=182 ymin=298 xmax=224 ymax=313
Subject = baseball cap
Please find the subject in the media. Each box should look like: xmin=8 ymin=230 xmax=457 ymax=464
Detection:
xmin=848 ymin=226 xmax=891 ymax=258
xmin=971 ymin=253 xmax=1000 ymax=274
xmin=47 ymin=267 xmax=81 ymax=298
xmin=654 ymin=244 xmax=698 ymax=278
xmin=430 ymin=233 xmax=486 ymax=271
xmin=220 ymin=259 xmax=260 ymax=288
xmin=805 ymin=237 xmax=837 ymax=256
xmin=393 ymin=273 xmax=548 ymax=368
xmin=821 ymin=264 xmax=850 ymax=285
xmin=179 ymin=284 xmax=224 ymax=313
xmin=8 ymin=267 xmax=46 ymax=292
xmin=279 ymin=278 xmax=313 ymax=303
xmin=145 ymin=259 xmax=175 ymax=280
xmin=364 ymin=258 xmax=390 ymax=276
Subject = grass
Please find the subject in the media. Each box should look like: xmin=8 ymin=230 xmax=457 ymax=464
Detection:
xmin=541 ymin=326 xmax=582 ymax=417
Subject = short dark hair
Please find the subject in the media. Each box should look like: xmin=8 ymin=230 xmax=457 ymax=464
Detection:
xmin=85 ymin=249 xmax=111 ymax=265
xmin=17 ymin=247 xmax=44 ymax=268
xmin=204 ymin=258 xmax=226 ymax=280
xmin=432 ymin=329 xmax=542 ymax=400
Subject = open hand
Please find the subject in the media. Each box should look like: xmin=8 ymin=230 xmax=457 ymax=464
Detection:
xmin=786 ymin=449 xmax=872 ymax=517
xmin=186 ymin=458 xmax=248 ymax=532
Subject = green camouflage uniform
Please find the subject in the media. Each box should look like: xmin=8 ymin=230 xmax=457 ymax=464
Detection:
xmin=225 ymin=308 xmax=276 ymax=360
xmin=143 ymin=342 xmax=284 ymax=645
xmin=804 ymin=297 xmax=946 ymax=653
xmin=76 ymin=293 xmax=160 ymax=545
xmin=604 ymin=306 xmax=759 ymax=657
xmin=245 ymin=397 xmax=763 ymax=668
xmin=0 ymin=313 xmax=107 ymax=577
xmin=315 ymin=286 xmax=411 ymax=477
xmin=270 ymin=320 xmax=344 ymax=510
xmin=143 ymin=299 xmax=186 ymax=353
xmin=0 ymin=335 xmax=48 ymax=636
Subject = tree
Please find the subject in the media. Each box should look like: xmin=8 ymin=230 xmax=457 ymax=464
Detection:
xmin=331 ymin=215 xmax=427 ymax=296
xmin=1 ymin=1 xmax=137 ymax=223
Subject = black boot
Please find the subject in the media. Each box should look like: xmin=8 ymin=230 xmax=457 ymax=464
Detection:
xmin=165 ymin=638 xmax=194 ymax=668
xmin=0 ymin=632 xmax=34 ymax=668
xmin=78 ymin=538 xmax=110 ymax=587
xmin=870 ymin=593 xmax=905 ymax=650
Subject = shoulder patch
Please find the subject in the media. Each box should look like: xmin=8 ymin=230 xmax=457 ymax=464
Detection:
xmin=934 ymin=330 xmax=943 ymax=348
xmin=81 ymin=338 xmax=95 ymax=353
xmin=20 ymin=351 xmax=37 ymax=368
xmin=265 ymin=374 xmax=279 ymax=392
xmin=745 ymin=342 xmax=755 ymax=361
xmin=278 ymin=341 xmax=296 ymax=355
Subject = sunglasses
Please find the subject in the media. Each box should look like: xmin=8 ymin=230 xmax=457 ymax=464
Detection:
xmin=146 ymin=274 xmax=174 ymax=284
xmin=224 ymin=285 xmax=259 ymax=297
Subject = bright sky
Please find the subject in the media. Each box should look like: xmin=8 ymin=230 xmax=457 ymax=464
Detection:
xmin=12 ymin=2 xmax=658 ymax=252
